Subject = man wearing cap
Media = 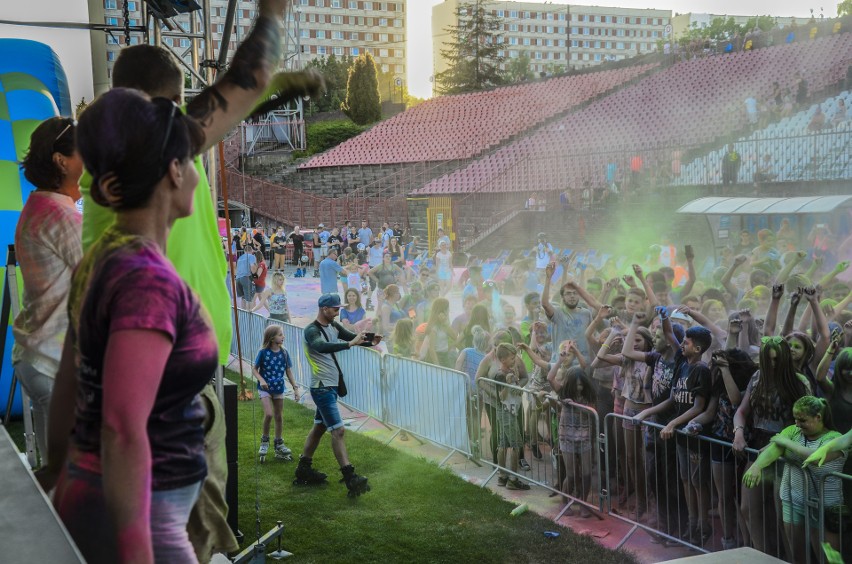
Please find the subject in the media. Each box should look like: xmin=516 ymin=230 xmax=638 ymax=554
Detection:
xmin=294 ymin=294 xmax=381 ymax=496
xmin=319 ymin=247 xmax=344 ymax=295
xmin=313 ymin=223 xmax=331 ymax=275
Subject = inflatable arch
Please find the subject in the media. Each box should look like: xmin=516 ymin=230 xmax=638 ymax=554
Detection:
xmin=0 ymin=38 xmax=71 ymax=416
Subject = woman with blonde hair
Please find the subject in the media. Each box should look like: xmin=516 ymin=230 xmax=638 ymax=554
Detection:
xmin=253 ymin=270 xmax=289 ymax=322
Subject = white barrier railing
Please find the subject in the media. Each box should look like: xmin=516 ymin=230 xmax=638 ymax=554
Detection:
xmin=384 ymin=355 xmax=471 ymax=455
xmin=230 ymin=310 xmax=471 ymax=458
xmin=335 ymin=345 xmax=384 ymax=422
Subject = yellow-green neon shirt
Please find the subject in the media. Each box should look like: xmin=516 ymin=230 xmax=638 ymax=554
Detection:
xmin=79 ymin=153 xmax=233 ymax=365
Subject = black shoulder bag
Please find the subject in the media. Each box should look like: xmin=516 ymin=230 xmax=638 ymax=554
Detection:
xmin=313 ymin=321 xmax=348 ymax=397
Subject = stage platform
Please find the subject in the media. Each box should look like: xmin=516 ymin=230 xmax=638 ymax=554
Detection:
xmin=666 ymin=547 xmax=785 ymax=563
xmin=0 ymin=424 xmax=83 ymax=562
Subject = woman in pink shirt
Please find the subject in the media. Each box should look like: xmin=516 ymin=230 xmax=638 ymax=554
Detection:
xmin=13 ymin=117 xmax=83 ymax=466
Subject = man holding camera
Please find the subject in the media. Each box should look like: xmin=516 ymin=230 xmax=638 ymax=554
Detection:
xmin=295 ymin=294 xmax=382 ymax=497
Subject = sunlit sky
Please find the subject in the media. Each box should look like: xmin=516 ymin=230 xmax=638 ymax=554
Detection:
xmin=406 ymin=0 xmax=839 ymax=98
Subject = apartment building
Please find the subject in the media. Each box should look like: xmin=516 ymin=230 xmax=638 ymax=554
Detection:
xmin=432 ymin=0 xmax=671 ymax=76
xmin=671 ymin=13 xmax=814 ymax=40
xmin=100 ymin=0 xmax=406 ymax=79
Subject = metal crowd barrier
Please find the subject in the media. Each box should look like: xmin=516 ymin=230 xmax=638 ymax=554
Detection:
xmin=334 ymin=345 xmax=384 ymax=423
xmin=229 ymin=308 xmax=852 ymax=562
xmin=603 ymin=412 xmax=851 ymax=563
xmin=476 ymin=378 xmax=604 ymax=518
xmin=230 ymin=310 xmax=474 ymax=461
xmin=816 ymin=471 xmax=852 ymax=564
xmin=384 ymin=355 xmax=471 ymax=456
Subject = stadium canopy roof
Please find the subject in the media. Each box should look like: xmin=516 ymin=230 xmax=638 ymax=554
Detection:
xmin=676 ymin=196 xmax=852 ymax=215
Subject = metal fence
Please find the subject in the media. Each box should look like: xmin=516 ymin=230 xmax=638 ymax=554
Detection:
xmin=230 ymin=309 xmax=472 ymax=458
xmin=384 ymin=355 xmax=471 ymax=455
xmin=229 ymin=307 xmax=851 ymax=561
xmin=602 ymin=412 xmax=851 ymax=562
xmin=475 ymin=378 xmax=604 ymax=518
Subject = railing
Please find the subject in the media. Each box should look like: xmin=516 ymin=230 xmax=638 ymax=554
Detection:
xmin=475 ymin=379 xmax=604 ymax=518
xmin=230 ymin=307 xmax=851 ymax=561
xmin=231 ymin=309 xmax=472 ymax=457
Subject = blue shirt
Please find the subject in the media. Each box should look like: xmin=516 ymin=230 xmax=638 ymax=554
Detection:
xmin=340 ymin=306 xmax=366 ymax=325
xmin=235 ymin=253 xmax=256 ymax=278
xmin=254 ymin=348 xmax=292 ymax=394
xmin=357 ymin=227 xmax=373 ymax=245
xmin=317 ymin=230 xmax=330 ymax=245
xmin=319 ymin=257 xmax=344 ymax=293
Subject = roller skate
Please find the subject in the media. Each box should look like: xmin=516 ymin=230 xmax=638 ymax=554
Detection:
xmin=258 ymin=435 xmax=270 ymax=463
xmin=340 ymin=464 xmax=371 ymax=498
xmin=293 ymin=456 xmax=327 ymax=486
xmin=274 ymin=439 xmax=293 ymax=461
xmin=313 ymin=268 xmax=320 ymax=278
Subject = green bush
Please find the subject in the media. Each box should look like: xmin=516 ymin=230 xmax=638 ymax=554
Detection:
xmin=295 ymin=119 xmax=366 ymax=159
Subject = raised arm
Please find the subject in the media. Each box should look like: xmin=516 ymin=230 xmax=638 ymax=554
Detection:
xmin=818 ymin=260 xmax=850 ymax=288
xmin=569 ymin=278 xmax=603 ymax=313
xmin=680 ymin=305 xmax=727 ymax=343
xmin=679 ymin=248 xmax=697 ymax=298
xmin=831 ymin=289 xmax=852 ymax=322
xmin=781 ymin=288 xmax=802 ymax=336
xmin=186 ymin=0 xmax=323 ymax=152
xmin=763 ymin=283 xmax=784 ymax=336
xmin=621 ymin=312 xmax=649 ymax=361
xmin=804 ymin=286 xmax=831 ymax=362
xmin=541 ymin=262 xmax=556 ymax=319
xmin=633 ymin=264 xmax=660 ymax=308
xmin=815 ymin=334 xmax=842 ymax=396
xmin=775 ymin=251 xmax=806 ymax=284
xmin=592 ymin=329 xmax=623 ymax=367
xmin=803 ymin=256 xmax=822 ymax=282
xmin=720 ymin=254 xmax=748 ymax=299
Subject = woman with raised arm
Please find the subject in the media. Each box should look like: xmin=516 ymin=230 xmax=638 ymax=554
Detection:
xmin=731 ymin=337 xmax=811 ymax=557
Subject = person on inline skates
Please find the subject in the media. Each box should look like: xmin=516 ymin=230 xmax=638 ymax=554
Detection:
xmin=295 ymin=294 xmax=381 ymax=496
xmin=253 ymin=325 xmax=300 ymax=462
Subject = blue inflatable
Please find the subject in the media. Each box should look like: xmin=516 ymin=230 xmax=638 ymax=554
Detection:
xmin=0 ymin=39 xmax=69 ymax=417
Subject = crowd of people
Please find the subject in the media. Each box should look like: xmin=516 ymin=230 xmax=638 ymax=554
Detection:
xmin=258 ymin=216 xmax=852 ymax=558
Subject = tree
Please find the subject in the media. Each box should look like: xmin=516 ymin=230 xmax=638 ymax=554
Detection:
xmin=839 ymin=0 xmax=852 ymax=16
xmin=341 ymin=52 xmax=382 ymax=125
xmin=304 ymin=54 xmax=352 ymax=114
xmin=435 ymin=0 xmax=506 ymax=95
xmin=506 ymin=51 xmax=533 ymax=83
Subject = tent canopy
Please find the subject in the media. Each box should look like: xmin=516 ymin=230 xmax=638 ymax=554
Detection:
xmin=676 ymin=195 xmax=852 ymax=216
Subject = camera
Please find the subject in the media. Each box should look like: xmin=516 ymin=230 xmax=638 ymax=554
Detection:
xmin=364 ymin=332 xmax=376 ymax=342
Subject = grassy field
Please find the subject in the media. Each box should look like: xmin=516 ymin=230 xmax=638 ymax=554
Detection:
xmin=3 ymin=379 xmax=636 ymax=563
xmin=231 ymin=389 xmax=635 ymax=563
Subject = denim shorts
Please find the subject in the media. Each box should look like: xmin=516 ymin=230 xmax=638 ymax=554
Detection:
xmin=676 ymin=443 xmax=710 ymax=484
xmin=236 ymin=276 xmax=255 ymax=301
xmin=258 ymin=388 xmax=285 ymax=400
xmin=311 ymin=386 xmax=344 ymax=431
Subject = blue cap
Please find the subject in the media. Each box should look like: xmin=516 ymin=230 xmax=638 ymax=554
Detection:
xmin=318 ymin=294 xmax=342 ymax=308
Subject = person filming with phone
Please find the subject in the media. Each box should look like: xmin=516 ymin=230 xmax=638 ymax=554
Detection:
xmin=294 ymin=294 xmax=382 ymax=497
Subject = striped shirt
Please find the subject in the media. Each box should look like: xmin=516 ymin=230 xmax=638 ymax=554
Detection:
xmin=12 ymin=191 xmax=82 ymax=376
xmin=778 ymin=425 xmax=846 ymax=509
